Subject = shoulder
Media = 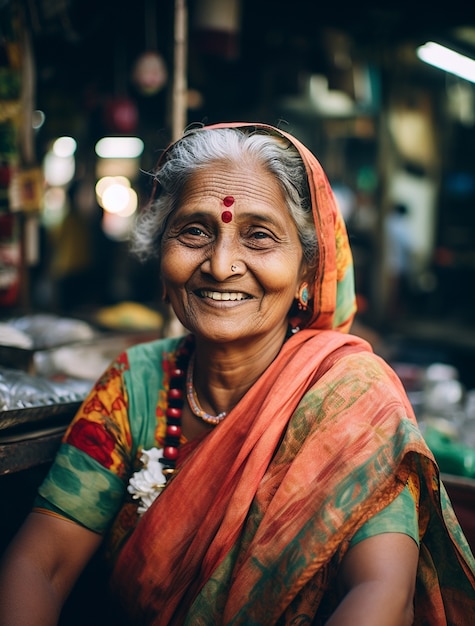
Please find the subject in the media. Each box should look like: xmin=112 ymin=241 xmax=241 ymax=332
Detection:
xmin=121 ymin=335 xmax=187 ymax=406
xmin=320 ymin=337 xmax=404 ymax=392
xmin=301 ymin=338 xmax=416 ymax=428
xmin=125 ymin=335 xmax=185 ymax=366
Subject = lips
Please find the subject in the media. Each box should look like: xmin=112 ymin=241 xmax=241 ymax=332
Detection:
xmin=198 ymin=290 xmax=250 ymax=301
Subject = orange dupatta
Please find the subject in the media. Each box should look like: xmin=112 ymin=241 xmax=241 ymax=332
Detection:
xmin=111 ymin=124 xmax=475 ymax=625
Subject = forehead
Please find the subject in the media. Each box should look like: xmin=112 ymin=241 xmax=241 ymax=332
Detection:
xmin=179 ymin=160 xmax=287 ymax=208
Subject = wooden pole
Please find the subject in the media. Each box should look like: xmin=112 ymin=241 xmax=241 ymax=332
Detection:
xmin=19 ymin=8 xmax=36 ymax=311
xmin=165 ymin=0 xmax=189 ymax=337
xmin=172 ymin=0 xmax=188 ymax=141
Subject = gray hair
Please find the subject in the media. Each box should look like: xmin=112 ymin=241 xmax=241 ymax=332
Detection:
xmin=130 ymin=126 xmax=318 ymax=272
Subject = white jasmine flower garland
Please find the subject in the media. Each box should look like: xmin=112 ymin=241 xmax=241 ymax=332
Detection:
xmin=127 ymin=447 xmax=166 ymax=515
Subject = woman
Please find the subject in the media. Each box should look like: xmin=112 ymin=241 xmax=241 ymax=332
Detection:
xmin=1 ymin=122 xmax=475 ymax=625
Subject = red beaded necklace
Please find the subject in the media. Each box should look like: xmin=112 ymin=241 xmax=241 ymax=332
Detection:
xmin=159 ymin=335 xmax=194 ymax=481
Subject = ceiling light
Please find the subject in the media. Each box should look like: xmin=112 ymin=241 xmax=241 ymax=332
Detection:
xmin=95 ymin=136 xmax=144 ymax=159
xmin=53 ymin=136 xmax=77 ymax=157
xmin=417 ymin=41 xmax=475 ymax=84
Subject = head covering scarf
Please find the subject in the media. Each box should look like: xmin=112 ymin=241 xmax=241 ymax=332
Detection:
xmin=111 ymin=123 xmax=475 ymax=625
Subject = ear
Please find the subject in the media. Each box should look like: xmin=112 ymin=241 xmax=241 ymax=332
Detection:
xmin=295 ymin=265 xmax=314 ymax=301
xmin=296 ymin=282 xmax=309 ymax=310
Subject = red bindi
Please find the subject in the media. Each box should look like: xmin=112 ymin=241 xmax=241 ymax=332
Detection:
xmin=221 ymin=210 xmax=233 ymax=223
xmin=223 ymin=196 xmax=234 ymax=207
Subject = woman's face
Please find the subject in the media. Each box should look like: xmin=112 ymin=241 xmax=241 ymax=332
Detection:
xmin=160 ymin=160 xmax=308 ymax=344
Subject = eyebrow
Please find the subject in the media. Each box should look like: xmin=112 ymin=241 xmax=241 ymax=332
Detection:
xmin=236 ymin=211 xmax=283 ymax=228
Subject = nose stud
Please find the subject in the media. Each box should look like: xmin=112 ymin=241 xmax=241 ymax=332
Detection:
xmin=231 ymin=265 xmax=237 ymax=272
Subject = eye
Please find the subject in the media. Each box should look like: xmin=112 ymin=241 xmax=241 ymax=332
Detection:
xmin=245 ymin=226 xmax=278 ymax=249
xmin=251 ymin=230 xmax=271 ymax=239
xmin=183 ymin=226 xmax=206 ymax=236
xmin=175 ymin=223 xmax=212 ymax=247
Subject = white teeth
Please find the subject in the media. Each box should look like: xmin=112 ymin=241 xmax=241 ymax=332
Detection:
xmin=201 ymin=290 xmax=247 ymax=301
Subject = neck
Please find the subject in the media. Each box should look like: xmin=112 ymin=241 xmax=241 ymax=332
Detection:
xmin=191 ymin=327 xmax=289 ymax=417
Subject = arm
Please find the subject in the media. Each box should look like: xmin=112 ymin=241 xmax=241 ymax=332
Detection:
xmin=0 ymin=511 xmax=102 ymax=626
xmin=325 ymin=532 xmax=419 ymax=626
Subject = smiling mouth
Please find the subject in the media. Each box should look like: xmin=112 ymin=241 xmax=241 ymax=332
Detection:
xmin=198 ymin=290 xmax=251 ymax=302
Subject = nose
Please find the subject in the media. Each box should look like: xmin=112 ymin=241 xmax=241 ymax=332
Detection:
xmin=201 ymin=235 xmax=243 ymax=280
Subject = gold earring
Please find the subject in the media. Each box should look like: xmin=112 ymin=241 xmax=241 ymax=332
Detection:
xmin=297 ymin=283 xmax=309 ymax=310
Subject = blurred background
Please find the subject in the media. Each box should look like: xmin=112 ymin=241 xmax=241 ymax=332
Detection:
xmin=2 ymin=1 xmax=475 ymax=602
